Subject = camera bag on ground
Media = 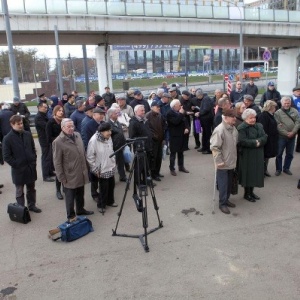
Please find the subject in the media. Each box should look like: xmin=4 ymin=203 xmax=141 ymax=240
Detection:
xmin=48 ymin=216 xmax=94 ymax=242
xmin=7 ymin=203 xmax=31 ymax=224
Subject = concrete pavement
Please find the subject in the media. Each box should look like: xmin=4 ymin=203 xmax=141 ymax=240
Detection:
xmin=1 ymin=138 xmax=300 ymax=300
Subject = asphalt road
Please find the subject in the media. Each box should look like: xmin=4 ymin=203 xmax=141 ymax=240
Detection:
xmin=1 ymin=137 xmax=300 ymax=299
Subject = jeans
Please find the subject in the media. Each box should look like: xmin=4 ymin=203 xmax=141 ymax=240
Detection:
xmin=275 ymin=136 xmax=295 ymax=171
xmin=216 ymin=169 xmax=233 ymax=207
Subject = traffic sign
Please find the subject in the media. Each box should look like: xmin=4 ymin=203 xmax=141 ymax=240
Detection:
xmin=229 ymin=74 xmax=234 ymax=81
xmin=263 ymin=50 xmax=272 ymax=61
xmin=224 ymin=74 xmax=228 ymax=81
xmin=264 ymin=61 xmax=269 ymax=72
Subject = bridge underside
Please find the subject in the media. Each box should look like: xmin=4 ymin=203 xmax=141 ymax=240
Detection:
xmin=0 ymin=32 xmax=297 ymax=48
xmin=0 ymin=15 xmax=299 ymax=47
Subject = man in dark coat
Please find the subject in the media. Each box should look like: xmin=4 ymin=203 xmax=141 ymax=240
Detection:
xmin=213 ymin=97 xmax=232 ymax=129
xmin=243 ymin=94 xmax=261 ymax=119
xmin=102 ymin=86 xmax=116 ymax=109
xmin=145 ymin=102 xmax=165 ymax=181
xmin=166 ymin=99 xmax=189 ymax=176
xmin=83 ymin=107 xmax=106 ymax=202
xmin=244 ymin=79 xmax=258 ymax=100
xmin=3 ymin=115 xmax=41 ymax=213
xmin=107 ymin=108 xmax=127 ymax=182
xmin=230 ymin=81 xmax=245 ymax=104
xmin=194 ymin=89 xmax=214 ymax=154
xmin=70 ymin=100 xmax=86 ymax=133
xmin=129 ymin=104 xmax=154 ymax=193
xmin=34 ymin=102 xmax=54 ymax=182
xmin=129 ymin=90 xmax=150 ymax=113
xmin=180 ymin=90 xmax=193 ymax=151
xmin=260 ymin=81 xmax=281 ymax=108
xmin=10 ymin=97 xmax=31 ymax=132
xmin=63 ymin=94 xmax=76 ymax=118
xmin=0 ymin=103 xmax=14 ymax=142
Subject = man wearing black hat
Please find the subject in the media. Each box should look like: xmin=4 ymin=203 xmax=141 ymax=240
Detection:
xmin=129 ymin=90 xmax=150 ymax=113
xmin=210 ymin=109 xmax=238 ymax=214
xmin=145 ymin=102 xmax=165 ymax=181
xmin=260 ymin=81 xmax=281 ymax=108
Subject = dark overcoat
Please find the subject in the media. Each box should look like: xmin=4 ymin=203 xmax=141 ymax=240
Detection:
xmin=166 ymin=109 xmax=187 ymax=153
xmin=257 ymin=111 xmax=278 ymax=158
xmin=35 ymin=111 xmax=48 ymax=147
xmin=237 ymin=122 xmax=268 ymax=188
xmin=108 ymin=119 xmax=126 ymax=150
xmin=3 ymin=129 xmax=37 ymax=185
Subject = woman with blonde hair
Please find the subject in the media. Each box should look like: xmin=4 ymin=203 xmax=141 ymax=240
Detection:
xmin=257 ymin=100 xmax=278 ymax=177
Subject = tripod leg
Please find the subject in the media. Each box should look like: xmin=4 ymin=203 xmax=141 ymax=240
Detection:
xmin=141 ymin=203 xmax=149 ymax=252
xmin=112 ymin=155 xmax=136 ymax=235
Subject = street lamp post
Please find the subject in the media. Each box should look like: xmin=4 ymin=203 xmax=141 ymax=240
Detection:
xmin=224 ymin=1 xmax=244 ymax=82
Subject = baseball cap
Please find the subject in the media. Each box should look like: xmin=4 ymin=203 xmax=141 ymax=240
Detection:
xmin=268 ymin=81 xmax=275 ymax=86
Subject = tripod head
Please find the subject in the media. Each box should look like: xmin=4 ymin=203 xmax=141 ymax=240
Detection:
xmin=109 ymin=137 xmax=148 ymax=158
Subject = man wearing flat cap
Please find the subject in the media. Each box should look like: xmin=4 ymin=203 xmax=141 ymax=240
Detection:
xmin=10 ymin=96 xmax=31 ymax=132
xmin=129 ymin=90 xmax=150 ymax=113
xmin=210 ymin=109 xmax=238 ymax=214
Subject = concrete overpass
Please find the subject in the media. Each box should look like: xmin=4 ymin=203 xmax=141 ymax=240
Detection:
xmin=0 ymin=0 xmax=299 ymax=93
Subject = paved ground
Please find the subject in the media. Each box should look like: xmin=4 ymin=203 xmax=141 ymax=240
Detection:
xmin=1 ymin=138 xmax=300 ymax=300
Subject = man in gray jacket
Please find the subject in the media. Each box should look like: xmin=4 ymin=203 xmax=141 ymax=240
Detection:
xmin=210 ymin=110 xmax=238 ymax=214
xmin=52 ymin=118 xmax=94 ymax=220
xmin=274 ymin=96 xmax=300 ymax=176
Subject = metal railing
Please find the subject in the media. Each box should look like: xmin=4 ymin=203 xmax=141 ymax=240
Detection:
xmin=1 ymin=0 xmax=299 ymax=23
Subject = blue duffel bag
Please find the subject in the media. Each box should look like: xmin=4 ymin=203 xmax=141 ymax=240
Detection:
xmin=49 ymin=216 xmax=94 ymax=242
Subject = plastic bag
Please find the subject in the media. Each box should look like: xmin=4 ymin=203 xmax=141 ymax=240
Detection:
xmin=123 ymin=145 xmax=132 ymax=163
xmin=194 ymin=118 xmax=202 ymax=134
xmin=162 ymin=145 xmax=167 ymax=160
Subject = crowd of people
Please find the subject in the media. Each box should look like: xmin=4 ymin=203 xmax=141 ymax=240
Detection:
xmin=1 ymin=81 xmax=300 ymax=219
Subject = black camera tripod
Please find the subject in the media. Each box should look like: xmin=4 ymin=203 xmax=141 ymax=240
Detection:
xmin=111 ymin=138 xmax=163 ymax=252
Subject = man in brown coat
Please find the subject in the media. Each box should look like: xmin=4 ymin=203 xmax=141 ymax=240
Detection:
xmin=52 ymin=118 xmax=94 ymax=220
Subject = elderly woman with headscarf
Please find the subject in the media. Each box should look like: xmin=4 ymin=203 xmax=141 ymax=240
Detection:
xmin=257 ymin=100 xmax=278 ymax=177
xmin=237 ymin=108 xmax=268 ymax=202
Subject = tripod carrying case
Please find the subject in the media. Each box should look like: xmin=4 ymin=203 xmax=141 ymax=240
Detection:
xmin=48 ymin=216 xmax=94 ymax=242
xmin=7 ymin=203 xmax=31 ymax=224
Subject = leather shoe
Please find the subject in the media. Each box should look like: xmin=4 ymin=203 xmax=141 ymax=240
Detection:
xmin=250 ymin=192 xmax=260 ymax=200
xmin=152 ymin=176 xmax=161 ymax=181
xmin=77 ymin=210 xmax=94 ymax=216
xmin=170 ymin=170 xmax=177 ymax=176
xmin=194 ymin=145 xmax=200 ymax=149
xmin=227 ymin=201 xmax=236 ymax=208
xmin=219 ymin=206 xmax=230 ymax=214
xmin=119 ymin=177 xmax=127 ymax=182
xmin=107 ymin=202 xmax=118 ymax=207
xmin=29 ymin=206 xmax=42 ymax=213
xmin=179 ymin=167 xmax=189 ymax=173
xmin=197 ymin=148 xmax=203 ymax=152
xmin=264 ymin=170 xmax=271 ymax=177
xmin=158 ymin=173 xmax=164 ymax=177
xmin=202 ymin=150 xmax=212 ymax=154
xmin=92 ymin=196 xmax=99 ymax=203
xmin=275 ymin=170 xmax=281 ymax=176
xmin=0 ymin=184 xmax=4 ymax=188
xmin=98 ymin=207 xmax=105 ymax=214
xmin=44 ymin=177 xmax=55 ymax=182
xmin=244 ymin=194 xmax=256 ymax=202
xmin=56 ymin=191 xmax=64 ymax=200
xmin=283 ymin=169 xmax=293 ymax=175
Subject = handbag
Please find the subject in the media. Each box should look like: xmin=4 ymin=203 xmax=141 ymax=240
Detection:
xmin=7 ymin=203 xmax=31 ymax=224
xmin=123 ymin=145 xmax=132 ymax=164
xmin=231 ymin=169 xmax=239 ymax=195
xmin=48 ymin=216 xmax=94 ymax=242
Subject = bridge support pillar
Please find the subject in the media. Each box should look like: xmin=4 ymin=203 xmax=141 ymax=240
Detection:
xmin=95 ymin=45 xmax=113 ymax=94
xmin=277 ymin=48 xmax=300 ymax=95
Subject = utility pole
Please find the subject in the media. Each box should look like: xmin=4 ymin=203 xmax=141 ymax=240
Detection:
xmin=54 ymin=25 xmax=64 ymax=99
xmin=2 ymin=0 xmax=20 ymax=98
